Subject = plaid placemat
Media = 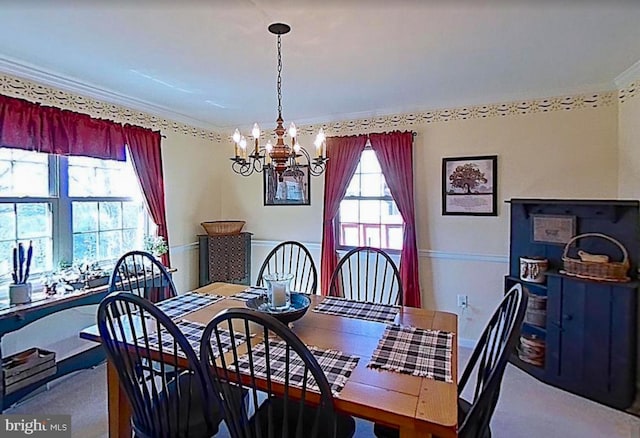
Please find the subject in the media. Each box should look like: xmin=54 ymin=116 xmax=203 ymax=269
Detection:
xmin=312 ymin=296 xmax=400 ymax=324
xmin=230 ymin=287 xmax=266 ymax=301
xmin=235 ymin=339 xmax=360 ymax=396
xmin=368 ymin=325 xmax=454 ymax=383
xmin=155 ymin=291 xmax=224 ymax=320
xmin=142 ymin=320 xmax=247 ymax=358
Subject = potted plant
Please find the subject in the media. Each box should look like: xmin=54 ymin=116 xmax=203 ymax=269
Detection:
xmin=10 ymin=241 xmax=33 ymax=304
xmin=143 ymin=235 xmax=169 ymax=259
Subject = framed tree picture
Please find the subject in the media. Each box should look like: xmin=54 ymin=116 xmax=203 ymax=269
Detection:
xmin=442 ymin=155 xmax=497 ymax=216
xmin=264 ymin=165 xmax=310 ymax=206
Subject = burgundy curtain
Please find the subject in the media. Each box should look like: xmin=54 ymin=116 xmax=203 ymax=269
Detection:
xmin=125 ymin=124 xmax=171 ymax=267
xmin=0 ymin=94 xmax=126 ymax=160
xmin=320 ymin=135 xmax=367 ymax=295
xmin=370 ymin=131 xmax=421 ymax=307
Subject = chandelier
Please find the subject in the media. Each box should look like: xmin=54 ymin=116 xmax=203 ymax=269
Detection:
xmin=230 ymin=23 xmax=328 ymax=181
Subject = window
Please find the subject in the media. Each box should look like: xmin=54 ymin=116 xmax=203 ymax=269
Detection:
xmin=0 ymin=147 xmax=151 ymax=290
xmin=336 ymin=148 xmax=404 ymax=250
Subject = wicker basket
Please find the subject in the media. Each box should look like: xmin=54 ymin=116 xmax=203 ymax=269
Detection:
xmin=561 ymin=233 xmax=630 ymax=282
xmin=201 ymin=220 xmax=246 ymax=236
xmin=518 ymin=335 xmax=545 ymax=367
xmin=525 ymin=309 xmax=546 ymax=327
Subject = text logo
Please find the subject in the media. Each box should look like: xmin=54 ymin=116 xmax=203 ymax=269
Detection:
xmin=0 ymin=415 xmax=71 ymax=437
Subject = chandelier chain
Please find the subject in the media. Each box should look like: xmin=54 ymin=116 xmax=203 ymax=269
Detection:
xmin=277 ymin=34 xmax=283 ymax=119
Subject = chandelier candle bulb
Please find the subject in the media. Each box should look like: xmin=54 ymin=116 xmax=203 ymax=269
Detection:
xmin=240 ymin=136 xmax=247 ymax=159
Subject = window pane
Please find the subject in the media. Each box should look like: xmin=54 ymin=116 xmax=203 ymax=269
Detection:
xmin=27 ymin=237 xmax=53 ymax=274
xmin=381 ymin=200 xmax=403 ymax=224
xmin=72 ymin=202 xmax=98 ymax=233
xmin=73 ymin=201 xmax=147 ymax=264
xmin=123 ymin=228 xmax=142 ymax=252
xmin=360 ymin=200 xmax=381 ymax=224
xmin=69 ymin=155 xmax=140 ymax=198
xmin=339 ymin=200 xmax=359 ymax=223
xmin=122 ymin=202 xmax=144 ymax=229
xmin=99 ymin=202 xmax=122 ymax=231
xmin=13 ymin=162 xmax=49 ymax=196
xmin=342 ymin=225 xmax=360 ymax=247
xmin=360 ymin=174 xmax=384 ymax=197
xmin=345 ymin=174 xmax=360 ymax=196
xmin=0 ymin=240 xmax=14 ymax=278
xmin=359 ymin=150 xmax=381 ymax=173
xmin=0 ymin=203 xmax=53 ymax=279
xmin=68 ymin=165 xmax=94 ymax=195
xmin=363 ymin=225 xmax=381 ymax=247
xmin=387 ymin=226 xmax=404 ymax=250
xmin=0 ymin=204 xmax=15 ymax=240
xmin=73 ymin=233 xmax=97 ymax=263
xmin=0 ymin=148 xmax=49 ymax=197
xmin=99 ymin=230 xmax=123 ymax=260
xmin=9 ymin=149 xmax=48 ymax=163
xmin=0 ymin=161 xmax=11 ymax=194
xmin=16 ymin=203 xmax=51 ymax=239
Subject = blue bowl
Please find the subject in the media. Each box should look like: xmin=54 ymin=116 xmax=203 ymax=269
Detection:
xmin=246 ymin=292 xmax=311 ymax=325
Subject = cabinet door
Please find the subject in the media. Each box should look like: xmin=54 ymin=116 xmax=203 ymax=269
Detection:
xmin=548 ymin=277 xmax=637 ymax=408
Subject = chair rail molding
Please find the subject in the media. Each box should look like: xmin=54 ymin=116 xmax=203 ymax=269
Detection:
xmin=250 ymin=239 xmax=508 ymax=264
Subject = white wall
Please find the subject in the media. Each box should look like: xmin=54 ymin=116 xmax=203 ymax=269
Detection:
xmin=0 ymin=74 xmax=627 ymax=360
xmin=224 ymin=104 xmax=620 ymax=341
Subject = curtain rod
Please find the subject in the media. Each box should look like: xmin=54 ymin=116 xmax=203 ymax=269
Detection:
xmin=364 ymin=131 xmax=417 ymax=138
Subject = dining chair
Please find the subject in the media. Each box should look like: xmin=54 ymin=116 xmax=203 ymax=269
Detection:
xmin=257 ymin=241 xmax=318 ymax=294
xmin=328 ymin=246 xmax=403 ymax=305
xmin=374 ymin=283 xmax=529 ymax=438
xmin=108 ymin=250 xmax=176 ymax=303
xmin=200 ymin=307 xmax=356 ymax=438
xmin=97 ymin=292 xmax=224 ymax=438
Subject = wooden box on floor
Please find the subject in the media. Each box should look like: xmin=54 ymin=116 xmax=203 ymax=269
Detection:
xmin=2 ymin=348 xmax=56 ymax=395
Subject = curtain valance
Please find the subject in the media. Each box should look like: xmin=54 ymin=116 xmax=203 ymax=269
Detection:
xmin=0 ymin=94 xmax=126 ymax=161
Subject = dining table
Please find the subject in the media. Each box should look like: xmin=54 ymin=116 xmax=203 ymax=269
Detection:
xmin=79 ymin=282 xmax=458 ymax=438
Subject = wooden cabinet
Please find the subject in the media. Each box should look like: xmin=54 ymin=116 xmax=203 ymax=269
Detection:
xmin=198 ymin=233 xmax=252 ymax=287
xmin=506 ymin=199 xmax=638 ymax=410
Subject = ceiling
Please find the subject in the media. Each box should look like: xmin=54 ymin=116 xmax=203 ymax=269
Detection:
xmin=1 ymin=1 xmax=640 ymax=131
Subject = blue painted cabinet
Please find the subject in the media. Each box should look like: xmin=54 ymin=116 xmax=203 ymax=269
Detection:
xmin=506 ymin=199 xmax=638 ymax=410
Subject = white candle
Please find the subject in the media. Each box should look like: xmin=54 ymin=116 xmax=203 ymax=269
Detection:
xmin=272 ymin=284 xmax=286 ymax=308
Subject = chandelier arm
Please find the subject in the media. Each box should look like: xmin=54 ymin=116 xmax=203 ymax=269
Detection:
xmin=308 ymin=159 xmax=328 ymax=176
xmin=232 ymin=159 xmax=254 ymax=177
xmin=252 ymin=155 xmax=265 ymax=173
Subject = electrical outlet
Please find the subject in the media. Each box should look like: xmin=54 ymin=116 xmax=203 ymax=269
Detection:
xmin=457 ymin=294 xmax=468 ymax=308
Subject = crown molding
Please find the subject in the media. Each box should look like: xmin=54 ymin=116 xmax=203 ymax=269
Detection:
xmin=0 ymin=56 xmax=224 ymax=132
xmin=615 ymin=59 xmax=640 ymax=89
xmin=0 ymin=55 xmax=621 ymax=143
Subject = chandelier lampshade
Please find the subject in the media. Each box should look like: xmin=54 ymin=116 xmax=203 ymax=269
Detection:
xmin=230 ymin=23 xmax=328 ymax=181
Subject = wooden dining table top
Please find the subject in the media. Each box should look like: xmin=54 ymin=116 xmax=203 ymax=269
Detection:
xmin=80 ymin=282 xmax=458 ymax=438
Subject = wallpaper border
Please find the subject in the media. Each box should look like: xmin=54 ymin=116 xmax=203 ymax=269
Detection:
xmin=0 ymin=71 xmax=621 ymax=143
xmin=619 ymin=79 xmax=639 ymax=104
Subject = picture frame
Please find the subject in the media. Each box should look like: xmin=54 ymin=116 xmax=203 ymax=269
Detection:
xmin=442 ymin=155 xmax=497 ymax=216
xmin=263 ymin=165 xmax=310 ymax=206
xmin=531 ymin=214 xmax=576 ymax=245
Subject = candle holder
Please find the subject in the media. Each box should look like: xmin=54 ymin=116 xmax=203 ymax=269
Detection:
xmin=263 ymin=273 xmax=294 ymax=311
